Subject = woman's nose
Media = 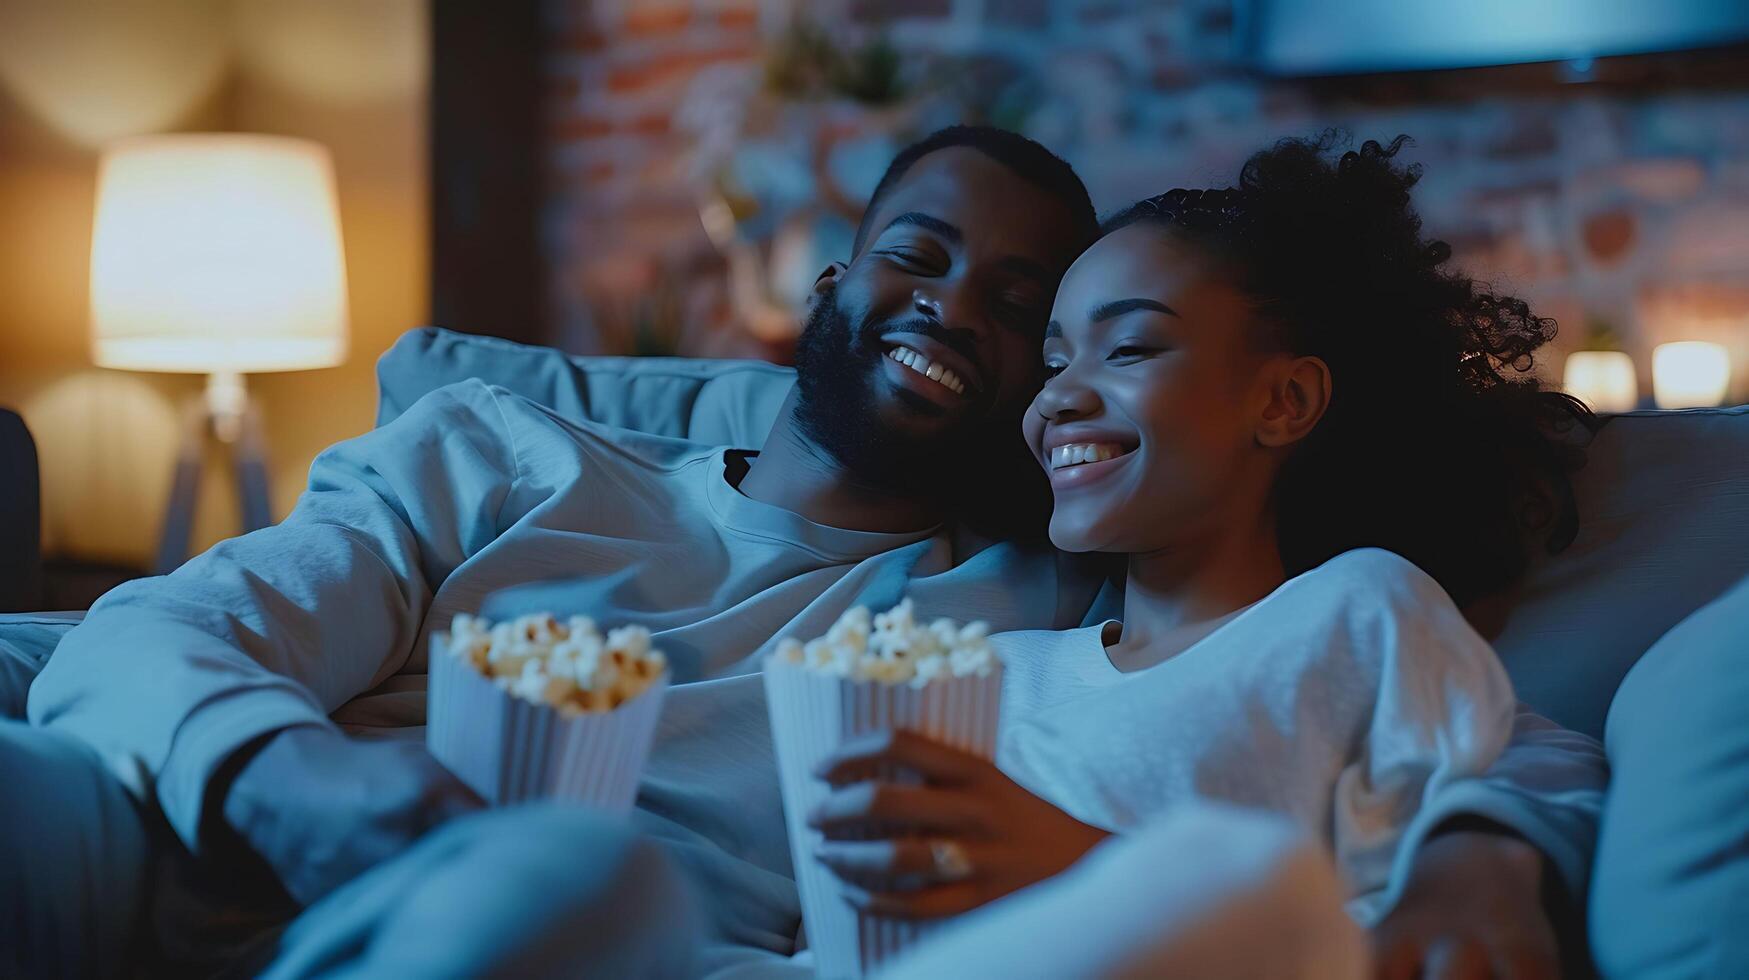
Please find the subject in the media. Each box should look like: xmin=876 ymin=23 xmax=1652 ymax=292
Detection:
xmin=1034 ymin=366 xmax=1100 ymax=420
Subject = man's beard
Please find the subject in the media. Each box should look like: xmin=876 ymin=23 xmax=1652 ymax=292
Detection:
xmin=791 ymin=287 xmax=1051 ymax=539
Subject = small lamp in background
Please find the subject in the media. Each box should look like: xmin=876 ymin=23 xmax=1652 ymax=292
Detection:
xmin=1652 ymin=341 xmax=1731 ymax=409
xmin=90 ymin=133 xmax=349 ymax=573
xmin=1562 ymin=350 xmax=1638 ymax=413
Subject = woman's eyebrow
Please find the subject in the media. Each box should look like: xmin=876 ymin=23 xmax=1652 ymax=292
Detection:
xmin=1089 ymin=298 xmax=1179 ymax=322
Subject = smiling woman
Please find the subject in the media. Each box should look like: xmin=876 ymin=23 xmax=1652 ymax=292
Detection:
xmin=1030 ymin=135 xmax=1596 ymax=608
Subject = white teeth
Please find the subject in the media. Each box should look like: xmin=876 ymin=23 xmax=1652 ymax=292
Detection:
xmin=887 ymin=345 xmax=967 ymax=396
xmin=1050 ymin=442 xmax=1129 ymax=470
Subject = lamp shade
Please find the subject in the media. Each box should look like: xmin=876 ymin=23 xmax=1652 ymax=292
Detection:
xmin=1652 ymin=341 xmax=1731 ymax=409
xmin=90 ymin=134 xmax=348 ymax=373
xmin=1562 ymin=350 xmax=1638 ymax=413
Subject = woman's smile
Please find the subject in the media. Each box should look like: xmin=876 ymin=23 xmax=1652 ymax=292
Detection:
xmin=1043 ymin=433 xmax=1139 ymax=490
xmin=1048 ymin=441 xmax=1128 ymax=469
xmin=1041 ymin=417 xmax=1142 ymax=491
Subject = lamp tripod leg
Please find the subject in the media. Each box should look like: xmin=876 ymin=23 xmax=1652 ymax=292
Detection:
xmin=154 ymin=376 xmax=275 ymax=575
xmin=234 ymin=399 xmax=272 ymax=533
xmin=154 ymin=397 xmax=207 ymax=576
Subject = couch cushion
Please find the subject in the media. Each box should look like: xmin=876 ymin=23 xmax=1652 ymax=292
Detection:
xmin=0 ymin=613 xmax=83 ymax=719
xmin=376 ymin=327 xmax=794 ymax=449
xmin=1492 ymin=406 xmax=1749 ymax=739
xmin=1589 ymin=573 xmax=1749 ymax=979
xmin=375 ymin=328 xmax=1749 ymax=740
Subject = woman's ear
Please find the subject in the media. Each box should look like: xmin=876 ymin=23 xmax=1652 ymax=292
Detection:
xmin=1256 ymin=356 xmax=1331 ymax=449
xmin=803 ymin=262 xmax=848 ymax=317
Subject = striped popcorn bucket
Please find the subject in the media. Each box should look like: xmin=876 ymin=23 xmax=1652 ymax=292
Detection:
xmin=764 ymin=661 xmax=1003 ymax=979
xmin=427 ymin=634 xmax=668 ymax=809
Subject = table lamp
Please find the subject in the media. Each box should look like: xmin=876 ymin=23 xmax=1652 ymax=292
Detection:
xmin=90 ymin=133 xmax=349 ymax=573
xmin=1561 ymin=350 xmax=1638 ymax=413
xmin=1652 ymin=341 xmax=1731 ymax=410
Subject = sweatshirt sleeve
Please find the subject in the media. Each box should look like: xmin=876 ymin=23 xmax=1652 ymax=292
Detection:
xmin=1316 ymin=552 xmax=1606 ymax=925
xmin=27 ymin=380 xmax=525 ymax=849
xmin=1328 ymin=551 xmax=1521 ymax=923
xmin=1388 ymin=705 xmax=1607 ymax=914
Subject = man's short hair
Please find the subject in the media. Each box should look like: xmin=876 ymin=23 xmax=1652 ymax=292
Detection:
xmin=853 ymin=125 xmax=1099 ymax=255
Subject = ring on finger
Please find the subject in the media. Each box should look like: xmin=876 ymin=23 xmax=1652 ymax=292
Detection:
xmin=929 ymin=838 xmax=974 ymax=882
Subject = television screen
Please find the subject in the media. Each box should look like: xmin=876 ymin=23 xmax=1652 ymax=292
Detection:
xmin=1243 ymin=0 xmax=1749 ymax=76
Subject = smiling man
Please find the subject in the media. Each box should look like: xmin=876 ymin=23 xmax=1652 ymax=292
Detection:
xmin=9 ymin=126 xmax=1104 ymax=978
xmin=744 ymin=134 xmax=1091 ymax=540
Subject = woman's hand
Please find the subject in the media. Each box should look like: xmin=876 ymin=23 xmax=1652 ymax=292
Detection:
xmin=1369 ymin=829 xmax=1560 ymax=980
xmin=806 ymin=729 xmax=1109 ymax=920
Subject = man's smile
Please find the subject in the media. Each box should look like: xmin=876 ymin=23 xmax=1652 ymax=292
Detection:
xmin=885 ymin=344 xmax=967 ymax=395
xmin=879 ymin=331 xmax=986 ymax=395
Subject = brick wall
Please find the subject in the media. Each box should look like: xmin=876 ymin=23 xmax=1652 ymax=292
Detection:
xmin=543 ymin=0 xmax=1749 ymax=400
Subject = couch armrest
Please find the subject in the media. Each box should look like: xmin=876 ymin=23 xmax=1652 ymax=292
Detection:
xmin=0 ymin=409 xmax=43 ymax=613
xmin=0 ymin=612 xmax=82 ymax=719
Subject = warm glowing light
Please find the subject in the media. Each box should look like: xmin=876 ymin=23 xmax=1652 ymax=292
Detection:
xmin=1652 ymin=341 xmax=1731 ymax=409
xmin=90 ymin=134 xmax=349 ymax=374
xmin=1562 ymin=350 xmax=1638 ymax=413
xmin=0 ymin=0 xmax=230 ymax=147
xmin=234 ymin=0 xmax=427 ymax=105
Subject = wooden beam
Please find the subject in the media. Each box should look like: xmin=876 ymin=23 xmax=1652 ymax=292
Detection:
xmin=430 ymin=2 xmax=546 ymax=345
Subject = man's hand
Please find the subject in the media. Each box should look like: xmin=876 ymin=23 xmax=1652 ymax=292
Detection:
xmin=1370 ymin=830 xmax=1560 ymax=980
xmin=219 ymin=726 xmax=484 ymax=906
xmin=806 ymin=729 xmax=1109 ymax=920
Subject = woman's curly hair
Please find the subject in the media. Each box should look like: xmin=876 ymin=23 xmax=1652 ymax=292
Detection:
xmin=1105 ymin=133 xmax=1596 ymax=605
